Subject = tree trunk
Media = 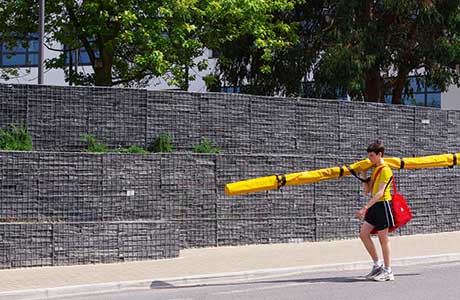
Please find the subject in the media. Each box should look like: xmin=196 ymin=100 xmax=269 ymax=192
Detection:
xmin=364 ymin=68 xmax=382 ymax=102
xmin=93 ymin=40 xmax=114 ymax=86
xmin=392 ymin=71 xmax=408 ymax=105
xmin=94 ymin=61 xmax=113 ymax=86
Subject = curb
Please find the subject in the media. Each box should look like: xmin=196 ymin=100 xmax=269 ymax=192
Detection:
xmin=2 ymin=252 xmax=460 ymax=300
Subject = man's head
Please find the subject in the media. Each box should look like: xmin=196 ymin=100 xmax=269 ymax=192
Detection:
xmin=367 ymin=141 xmax=384 ymax=165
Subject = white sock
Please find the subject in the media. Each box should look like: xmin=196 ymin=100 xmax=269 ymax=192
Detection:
xmin=373 ymin=260 xmax=382 ymax=267
xmin=384 ymin=267 xmax=392 ymax=273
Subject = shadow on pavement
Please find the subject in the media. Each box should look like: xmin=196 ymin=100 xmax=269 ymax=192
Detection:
xmin=150 ymin=272 xmax=420 ymax=290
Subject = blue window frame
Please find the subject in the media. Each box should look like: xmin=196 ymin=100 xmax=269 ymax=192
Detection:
xmin=408 ymin=76 xmax=425 ymax=93
xmin=0 ymin=37 xmax=39 ymax=67
xmin=3 ymin=54 xmax=27 ymax=66
xmin=0 ymin=33 xmax=95 ymax=68
xmin=64 ymin=47 xmax=94 ymax=66
xmin=402 ymin=93 xmax=426 ymax=106
xmin=386 ymin=76 xmax=441 ymax=108
xmin=220 ymin=86 xmax=241 ymax=93
xmin=64 ymin=38 xmax=98 ymax=66
xmin=426 ymin=93 xmax=441 ymax=108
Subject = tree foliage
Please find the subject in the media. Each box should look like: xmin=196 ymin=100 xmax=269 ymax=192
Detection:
xmin=0 ymin=0 xmax=208 ymax=87
xmin=2 ymin=0 xmax=460 ymax=102
xmin=203 ymin=0 xmax=309 ymax=96
xmin=315 ymin=0 xmax=460 ymax=103
xmin=209 ymin=0 xmax=460 ymax=103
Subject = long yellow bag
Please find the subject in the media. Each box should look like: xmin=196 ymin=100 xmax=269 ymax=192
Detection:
xmin=225 ymin=153 xmax=459 ymax=196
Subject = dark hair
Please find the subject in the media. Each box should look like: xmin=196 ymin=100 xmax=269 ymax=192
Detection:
xmin=367 ymin=141 xmax=384 ymax=156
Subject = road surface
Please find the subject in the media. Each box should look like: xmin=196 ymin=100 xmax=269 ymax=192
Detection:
xmin=61 ymin=261 xmax=460 ymax=300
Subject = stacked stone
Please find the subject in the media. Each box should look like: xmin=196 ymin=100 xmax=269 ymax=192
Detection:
xmin=0 ymin=83 xmax=457 ymax=157
xmin=0 ymin=221 xmax=178 ymax=269
xmin=1 ymin=83 xmax=460 ymax=269
xmin=0 ymin=151 xmax=180 ymax=268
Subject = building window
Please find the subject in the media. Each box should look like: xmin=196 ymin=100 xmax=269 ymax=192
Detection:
xmin=0 ymin=37 xmax=39 ymax=67
xmin=64 ymin=46 xmax=95 ymax=66
xmin=385 ymin=76 xmax=441 ymax=108
xmin=220 ymin=86 xmax=241 ymax=93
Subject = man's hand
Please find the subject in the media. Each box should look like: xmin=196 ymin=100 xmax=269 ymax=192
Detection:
xmin=356 ymin=206 xmax=367 ymax=219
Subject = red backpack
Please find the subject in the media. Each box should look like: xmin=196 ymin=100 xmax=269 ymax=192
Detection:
xmin=390 ymin=179 xmax=413 ymax=228
xmin=369 ymin=166 xmax=412 ymax=234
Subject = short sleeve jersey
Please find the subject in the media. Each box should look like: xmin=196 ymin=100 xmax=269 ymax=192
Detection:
xmin=371 ymin=163 xmax=393 ymax=202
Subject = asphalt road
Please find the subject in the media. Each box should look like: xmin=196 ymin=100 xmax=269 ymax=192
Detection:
xmin=61 ymin=261 xmax=460 ymax=300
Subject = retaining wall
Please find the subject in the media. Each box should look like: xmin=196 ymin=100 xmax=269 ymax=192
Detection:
xmin=1 ymin=84 xmax=459 ymax=156
xmin=1 ymin=83 xmax=460 ymax=269
xmin=1 ymin=151 xmax=460 ymax=268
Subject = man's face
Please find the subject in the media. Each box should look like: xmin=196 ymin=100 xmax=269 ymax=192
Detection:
xmin=368 ymin=151 xmax=381 ymax=165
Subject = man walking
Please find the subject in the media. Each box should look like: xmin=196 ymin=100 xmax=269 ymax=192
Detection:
xmin=357 ymin=141 xmax=395 ymax=281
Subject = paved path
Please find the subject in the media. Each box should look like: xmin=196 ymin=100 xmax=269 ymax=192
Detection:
xmin=1 ymin=231 xmax=460 ymax=299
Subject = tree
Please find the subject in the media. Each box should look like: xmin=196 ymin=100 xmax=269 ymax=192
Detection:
xmin=202 ymin=0 xmax=311 ymax=96
xmin=208 ymin=0 xmax=460 ymax=103
xmin=316 ymin=0 xmax=460 ymax=103
xmin=0 ymin=0 xmax=208 ymax=88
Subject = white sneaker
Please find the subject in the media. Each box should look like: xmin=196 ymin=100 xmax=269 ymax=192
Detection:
xmin=373 ymin=269 xmax=395 ymax=282
xmin=365 ymin=265 xmax=383 ymax=279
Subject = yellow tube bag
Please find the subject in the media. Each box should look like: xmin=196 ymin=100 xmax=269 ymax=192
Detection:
xmin=225 ymin=153 xmax=459 ymax=196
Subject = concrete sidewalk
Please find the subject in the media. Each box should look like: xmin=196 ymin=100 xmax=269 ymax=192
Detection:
xmin=1 ymin=231 xmax=460 ymax=299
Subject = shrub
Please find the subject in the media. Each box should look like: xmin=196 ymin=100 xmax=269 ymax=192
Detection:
xmin=193 ymin=137 xmax=220 ymax=154
xmin=117 ymin=145 xmax=149 ymax=154
xmin=0 ymin=123 xmax=33 ymax=151
xmin=149 ymin=133 xmax=174 ymax=153
xmin=81 ymin=134 xmax=108 ymax=153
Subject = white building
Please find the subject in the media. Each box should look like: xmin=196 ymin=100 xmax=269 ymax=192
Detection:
xmin=0 ymin=40 xmax=215 ymax=93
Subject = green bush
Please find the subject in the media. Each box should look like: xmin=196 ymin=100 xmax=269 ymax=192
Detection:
xmin=149 ymin=133 xmax=174 ymax=153
xmin=0 ymin=124 xmax=33 ymax=151
xmin=117 ymin=145 xmax=149 ymax=154
xmin=82 ymin=134 xmax=151 ymax=154
xmin=193 ymin=137 xmax=220 ymax=154
xmin=81 ymin=134 xmax=108 ymax=153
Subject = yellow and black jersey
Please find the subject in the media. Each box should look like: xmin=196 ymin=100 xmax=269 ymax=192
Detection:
xmin=371 ymin=163 xmax=393 ymax=201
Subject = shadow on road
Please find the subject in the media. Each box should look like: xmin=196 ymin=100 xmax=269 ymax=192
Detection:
xmin=150 ymin=272 xmax=420 ymax=290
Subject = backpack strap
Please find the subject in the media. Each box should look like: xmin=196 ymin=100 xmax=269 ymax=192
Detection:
xmin=392 ymin=177 xmax=398 ymax=193
xmin=378 ymin=166 xmax=398 ymax=194
xmin=372 ymin=165 xmax=387 ymax=182
xmin=371 ymin=165 xmax=393 ymax=193
xmin=386 ymin=176 xmax=394 ymax=192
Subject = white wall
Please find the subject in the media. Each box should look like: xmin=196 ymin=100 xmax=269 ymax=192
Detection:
xmin=0 ymin=47 xmax=215 ymax=92
xmin=442 ymin=85 xmax=460 ymax=110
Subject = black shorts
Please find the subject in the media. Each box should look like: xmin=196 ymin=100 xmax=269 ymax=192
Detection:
xmin=365 ymin=200 xmax=395 ymax=231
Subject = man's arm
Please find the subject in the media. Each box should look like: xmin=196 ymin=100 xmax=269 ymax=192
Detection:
xmin=356 ymin=182 xmax=387 ymax=219
xmin=360 ymin=171 xmax=372 ymax=194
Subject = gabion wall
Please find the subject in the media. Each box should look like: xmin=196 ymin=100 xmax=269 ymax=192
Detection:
xmin=1 ymin=151 xmax=460 ymax=269
xmin=0 ymin=221 xmax=179 ymax=269
xmin=1 ymin=84 xmax=459 ymax=156
xmin=1 ymin=83 xmax=460 ymax=269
